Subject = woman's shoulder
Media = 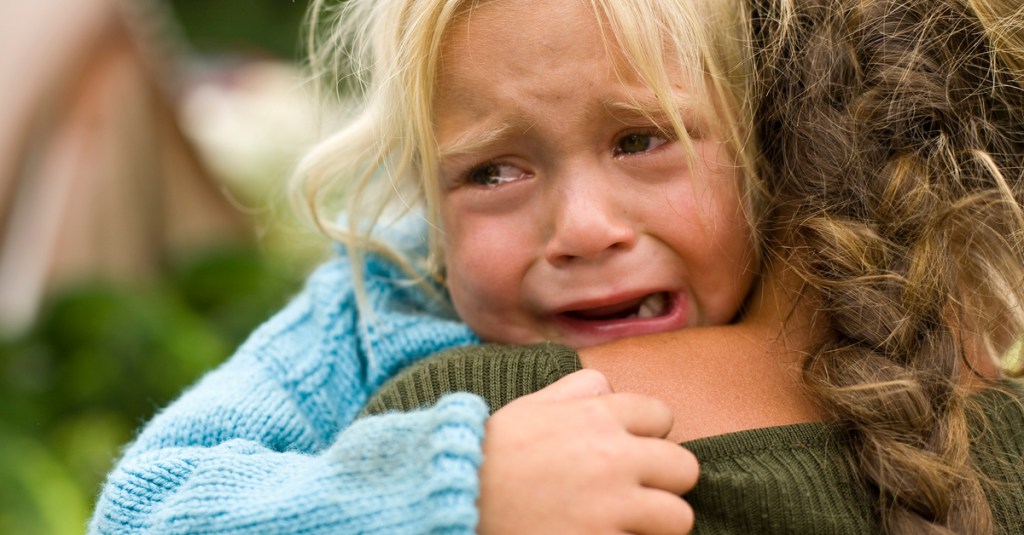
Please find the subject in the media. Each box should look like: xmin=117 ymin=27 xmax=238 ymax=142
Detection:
xmin=580 ymin=322 xmax=825 ymax=442
xmin=683 ymin=382 xmax=1024 ymax=534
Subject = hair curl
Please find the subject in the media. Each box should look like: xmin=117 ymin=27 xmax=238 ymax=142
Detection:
xmin=754 ymin=1 xmax=1024 ymax=533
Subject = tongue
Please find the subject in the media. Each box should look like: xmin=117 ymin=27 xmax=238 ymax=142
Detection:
xmin=566 ymin=296 xmax=644 ymax=320
xmin=566 ymin=294 xmax=664 ymax=321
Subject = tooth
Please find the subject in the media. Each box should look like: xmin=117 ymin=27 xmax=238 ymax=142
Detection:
xmin=637 ymin=293 xmax=666 ymax=319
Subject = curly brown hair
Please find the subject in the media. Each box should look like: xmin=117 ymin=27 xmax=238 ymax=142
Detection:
xmin=753 ymin=0 xmax=1024 ymax=533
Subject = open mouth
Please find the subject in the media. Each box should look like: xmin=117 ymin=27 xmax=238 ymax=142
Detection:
xmin=563 ymin=292 xmax=670 ymax=321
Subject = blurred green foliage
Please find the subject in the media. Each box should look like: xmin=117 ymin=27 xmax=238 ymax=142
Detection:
xmin=0 ymin=2 xmax=323 ymax=532
xmin=0 ymin=247 xmax=303 ymax=534
xmin=167 ymin=0 xmax=314 ymax=59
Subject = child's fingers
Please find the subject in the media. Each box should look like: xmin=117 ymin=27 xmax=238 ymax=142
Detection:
xmin=635 ymin=439 xmax=700 ymax=495
xmin=623 ymin=489 xmax=695 ymax=535
xmin=602 ymin=391 xmax=675 ymax=439
xmin=526 ymin=370 xmax=676 ymax=439
xmin=483 ymin=376 xmax=695 ymax=534
xmin=529 ymin=368 xmax=613 ymax=401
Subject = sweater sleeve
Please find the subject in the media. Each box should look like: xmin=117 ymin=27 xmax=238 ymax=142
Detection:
xmin=89 ymin=253 xmax=486 ymax=534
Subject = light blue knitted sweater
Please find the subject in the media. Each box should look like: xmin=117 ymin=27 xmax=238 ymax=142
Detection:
xmin=88 ymin=247 xmax=484 ymax=534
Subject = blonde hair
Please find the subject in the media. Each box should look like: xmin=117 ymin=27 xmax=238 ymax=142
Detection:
xmin=294 ymin=0 xmax=761 ymax=298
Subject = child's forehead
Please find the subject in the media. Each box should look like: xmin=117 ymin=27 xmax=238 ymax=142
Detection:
xmin=439 ymin=3 xmax=706 ymax=93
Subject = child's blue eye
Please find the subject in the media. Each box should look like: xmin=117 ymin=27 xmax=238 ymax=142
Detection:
xmin=466 ymin=162 xmax=530 ymax=186
xmin=615 ymin=132 xmax=670 ymax=156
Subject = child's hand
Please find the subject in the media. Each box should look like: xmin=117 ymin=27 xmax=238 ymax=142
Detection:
xmin=478 ymin=369 xmax=698 ymax=534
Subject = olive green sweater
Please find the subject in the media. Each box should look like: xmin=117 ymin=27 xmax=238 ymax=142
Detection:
xmin=362 ymin=344 xmax=1024 ymax=534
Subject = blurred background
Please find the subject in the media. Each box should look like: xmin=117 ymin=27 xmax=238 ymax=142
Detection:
xmin=0 ymin=0 xmax=329 ymax=532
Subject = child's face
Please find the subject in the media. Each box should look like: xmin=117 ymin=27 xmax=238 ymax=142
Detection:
xmin=435 ymin=0 xmax=755 ymax=348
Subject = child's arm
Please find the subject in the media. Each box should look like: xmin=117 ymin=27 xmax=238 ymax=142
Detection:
xmin=364 ymin=344 xmax=699 ymax=535
xmin=89 ymin=255 xmax=485 ymax=533
xmin=92 ymin=246 xmax=696 ymax=534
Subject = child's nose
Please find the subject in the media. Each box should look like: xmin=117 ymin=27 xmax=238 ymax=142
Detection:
xmin=544 ymin=178 xmax=637 ymax=265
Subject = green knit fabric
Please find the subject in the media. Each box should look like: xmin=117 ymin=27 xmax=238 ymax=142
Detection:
xmin=363 ymin=343 xmax=1024 ymax=534
xmin=361 ymin=343 xmax=581 ymax=416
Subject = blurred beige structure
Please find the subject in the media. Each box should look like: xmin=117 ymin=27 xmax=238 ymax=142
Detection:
xmin=0 ymin=0 xmax=250 ymax=335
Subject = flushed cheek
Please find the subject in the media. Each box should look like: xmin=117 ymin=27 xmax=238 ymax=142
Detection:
xmin=704 ymin=261 xmax=755 ymax=324
xmin=696 ymin=228 xmax=756 ymax=324
xmin=445 ymin=264 xmax=545 ymax=344
xmin=443 ymin=227 xmax=538 ymax=340
xmin=666 ymin=187 xmax=755 ymax=325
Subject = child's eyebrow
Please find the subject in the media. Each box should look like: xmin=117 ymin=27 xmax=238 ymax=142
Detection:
xmin=437 ymin=120 xmax=530 ymax=160
xmin=602 ymin=94 xmax=705 ymax=123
